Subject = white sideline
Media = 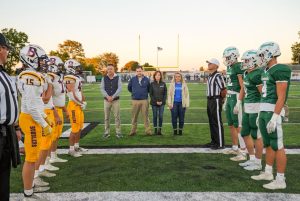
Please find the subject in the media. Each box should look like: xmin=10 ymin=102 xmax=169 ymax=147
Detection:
xmin=56 ymin=148 xmax=300 ymax=155
xmin=10 ymin=192 xmax=300 ymax=201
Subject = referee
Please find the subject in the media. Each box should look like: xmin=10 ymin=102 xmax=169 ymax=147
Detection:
xmin=0 ymin=33 xmax=21 ymax=201
xmin=205 ymin=58 xmax=226 ymax=149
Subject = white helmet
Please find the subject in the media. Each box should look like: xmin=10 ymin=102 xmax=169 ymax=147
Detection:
xmin=20 ymin=44 xmax=49 ymax=71
xmin=257 ymin=42 xmax=281 ymax=67
xmin=49 ymin=56 xmax=64 ymax=73
xmin=47 ymin=65 xmax=59 ymax=74
xmin=64 ymin=59 xmax=82 ymax=75
xmin=241 ymin=50 xmax=258 ymax=70
xmin=223 ymin=46 xmax=240 ymax=66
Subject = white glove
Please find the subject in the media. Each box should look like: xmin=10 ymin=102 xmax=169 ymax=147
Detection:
xmin=222 ymin=98 xmax=227 ymax=111
xmin=233 ymin=100 xmax=242 ymax=114
xmin=266 ymin=113 xmax=279 ymax=134
xmin=81 ymin=101 xmax=87 ymax=110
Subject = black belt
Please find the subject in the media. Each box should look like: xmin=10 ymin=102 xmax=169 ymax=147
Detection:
xmin=207 ymin=96 xmax=221 ymax=100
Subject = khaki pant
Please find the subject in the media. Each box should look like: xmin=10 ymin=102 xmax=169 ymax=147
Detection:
xmin=130 ymin=100 xmax=151 ymax=134
xmin=104 ymin=100 xmax=121 ymax=135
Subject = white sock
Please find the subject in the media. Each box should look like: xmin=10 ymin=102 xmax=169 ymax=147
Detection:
xmin=238 ymin=133 xmax=246 ymax=149
xmin=38 ymin=165 xmax=45 ymax=173
xmin=276 ymin=173 xmax=285 ymax=181
xmin=249 ymin=155 xmax=255 ymax=161
xmin=255 ymin=158 xmax=262 ymax=165
xmin=51 ymin=152 xmax=56 ymax=159
xmin=75 ymin=143 xmax=79 ymax=149
xmin=24 ymin=189 xmax=33 ymax=196
xmin=45 ymin=157 xmax=50 ymax=165
xmin=70 ymin=146 xmax=75 ymax=151
xmin=232 ymin=145 xmax=238 ymax=151
xmin=265 ymin=164 xmax=273 ymax=174
xmin=34 ymin=170 xmax=39 ymax=179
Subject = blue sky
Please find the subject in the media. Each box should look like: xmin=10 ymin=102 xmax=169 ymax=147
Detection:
xmin=1 ymin=0 xmax=300 ymax=70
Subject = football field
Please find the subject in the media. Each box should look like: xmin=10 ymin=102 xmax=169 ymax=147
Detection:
xmin=11 ymin=82 xmax=300 ymax=200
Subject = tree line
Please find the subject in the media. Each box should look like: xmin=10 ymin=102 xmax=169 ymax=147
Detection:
xmin=2 ymin=28 xmax=300 ymax=75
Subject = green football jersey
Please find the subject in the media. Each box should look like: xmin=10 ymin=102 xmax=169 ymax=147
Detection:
xmin=225 ymin=62 xmax=244 ymax=92
xmin=261 ymin=64 xmax=291 ymax=104
xmin=243 ymin=68 xmax=263 ymax=103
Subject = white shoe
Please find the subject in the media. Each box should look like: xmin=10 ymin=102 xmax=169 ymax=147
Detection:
xmin=39 ymin=170 xmax=56 ymax=178
xmin=33 ymin=177 xmax=49 ymax=187
xmin=68 ymin=150 xmax=82 ymax=157
xmin=230 ymin=153 xmax=247 ymax=161
xmin=239 ymin=160 xmax=254 ymax=167
xmin=244 ymin=163 xmax=262 ymax=171
xmin=223 ymin=148 xmax=239 ymax=155
xmin=50 ymin=156 xmax=68 ymax=163
xmin=75 ymin=147 xmax=88 ymax=153
xmin=23 ymin=194 xmax=50 ymax=201
xmin=263 ymin=179 xmax=286 ymax=190
xmin=33 ymin=186 xmax=50 ymax=193
xmin=251 ymin=171 xmax=274 ymax=181
xmin=44 ymin=164 xmax=59 ymax=171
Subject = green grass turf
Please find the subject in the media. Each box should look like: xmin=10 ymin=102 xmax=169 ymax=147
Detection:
xmin=10 ymin=154 xmax=300 ymax=193
xmin=80 ymin=82 xmax=300 ymax=123
xmin=57 ymin=82 xmax=300 ymax=147
xmin=58 ymin=124 xmax=300 ymax=147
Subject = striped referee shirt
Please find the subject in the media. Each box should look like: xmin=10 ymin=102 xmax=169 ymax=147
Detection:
xmin=0 ymin=65 xmax=19 ymax=125
xmin=206 ymin=71 xmax=226 ymax=97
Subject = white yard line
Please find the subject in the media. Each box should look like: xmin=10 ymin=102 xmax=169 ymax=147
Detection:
xmin=10 ymin=192 xmax=300 ymax=201
xmin=80 ymin=122 xmax=300 ymax=125
xmin=56 ymin=148 xmax=300 ymax=155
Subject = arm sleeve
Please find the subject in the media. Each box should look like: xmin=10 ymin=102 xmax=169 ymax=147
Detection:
xmin=147 ymin=79 xmax=150 ymax=92
xmin=149 ymin=83 xmax=153 ymax=100
xmin=128 ymin=78 xmax=132 ymax=93
xmin=216 ymin=75 xmax=226 ymax=90
xmin=253 ymin=73 xmax=263 ymax=86
xmin=163 ymin=83 xmax=167 ymax=103
xmin=100 ymin=78 xmax=108 ymax=97
xmin=236 ymin=63 xmax=245 ymax=75
xmin=273 ymin=68 xmax=291 ymax=82
xmin=112 ymin=77 xmax=122 ymax=98
xmin=25 ymin=86 xmax=48 ymax=128
xmin=67 ymin=92 xmax=83 ymax=106
xmin=185 ymin=84 xmax=190 ymax=108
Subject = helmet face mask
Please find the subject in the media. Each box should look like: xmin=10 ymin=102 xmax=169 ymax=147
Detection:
xmin=223 ymin=46 xmax=240 ymax=66
xmin=257 ymin=42 xmax=281 ymax=67
xmin=47 ymin=65 xmax=59 ymax=74
xmin=20 ymin=44 xmax=49 ymax=72
xmin=241 ymin=50 xmax=258 ymax=70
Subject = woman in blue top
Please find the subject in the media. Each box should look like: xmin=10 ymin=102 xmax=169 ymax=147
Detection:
xmin=167 ymin=72 xmax=190 ymax=135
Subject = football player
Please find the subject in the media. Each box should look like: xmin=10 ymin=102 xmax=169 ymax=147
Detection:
xmin=238 ymin=50 xmax=264 ymax=171
xmin=64 ymin=59 xmax=87 ymax=157
xmin=48 ymin=56 xmax=68 ymax=163
xmin=18 ymin=44 xmax=52 ymax=200
xmin=251 ymin=42 xmax=291 ymax=190
xmin=222 ymin=46 xmax=247 ymax=161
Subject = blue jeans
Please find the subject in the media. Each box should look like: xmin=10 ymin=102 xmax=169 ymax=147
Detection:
xmin=171 ymin=102 xmax=186 ymax=129
xmin=152 ymin=105 xmax=165 ymax=128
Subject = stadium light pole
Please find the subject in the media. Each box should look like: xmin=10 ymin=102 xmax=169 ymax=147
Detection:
xmin=157 ymin=47 xmax=159 ymax=67
xmin=139 ymin=35 xmax=141 ymax=64
xmin=157 ymin=46 xmax=163 ymax=68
